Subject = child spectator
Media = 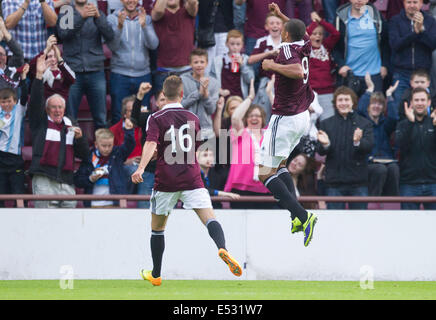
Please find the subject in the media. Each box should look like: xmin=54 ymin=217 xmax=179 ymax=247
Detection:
xmin=306 ymin=11 xmax=340 ymax=121
xmin=74 ymin=120 xmax=135 ymax=208
xmin=0 ymin=66 xmax=29 ymax=207
xmin=210 ymin=29 xmax=254 ymax=100
xmin=197 ymin=147 xmax=240 ymax=208
xmin=29 ymin=35 xmax=75 ymax=102
xmin=248 ymin=13 xmax=283 ymax=121
xmin=181 ymin=48 xmax=219 ymax=140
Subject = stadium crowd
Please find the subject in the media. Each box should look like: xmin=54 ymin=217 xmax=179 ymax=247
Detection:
xmin=1 ymin=0 xmax=436 ymax=210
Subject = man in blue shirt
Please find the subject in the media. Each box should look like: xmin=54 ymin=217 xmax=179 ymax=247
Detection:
xmin=333 ymin=0 xmax=389 ymax=97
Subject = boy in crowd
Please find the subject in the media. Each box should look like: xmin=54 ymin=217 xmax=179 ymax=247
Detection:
xmin=248 ymin=12 xmax=283 ymax=121
xmin=0 ymin=65 xmax=29 ymax=207
xmin=197 ymin=147 xmax=240 ymax=204
xmin=74 ymin=119 xmax=135 ymax=208
xmin=181 ymin=48 xmax=219 ymax=140
xmin=210 ymin=29 xmax=254 ymax=100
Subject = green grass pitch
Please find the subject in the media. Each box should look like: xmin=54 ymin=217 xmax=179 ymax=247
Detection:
xmin=1 ymin=280 xmax=436 ymax=300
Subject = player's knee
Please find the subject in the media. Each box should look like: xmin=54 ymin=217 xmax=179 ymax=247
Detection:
xmin=258 ymin=165 xmax=277 ymax=183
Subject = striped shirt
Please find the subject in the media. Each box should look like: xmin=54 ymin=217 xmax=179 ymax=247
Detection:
xmin=2 ymin=0 xmax=55 ymax=60
xmin=0 ymin=102 xmax=27 ymax=155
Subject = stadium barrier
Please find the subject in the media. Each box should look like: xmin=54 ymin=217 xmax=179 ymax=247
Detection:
xmin=1 ymin=208 xmax=436 ymax=281
xmin=0 ymin=194 xmax=435 ymax=208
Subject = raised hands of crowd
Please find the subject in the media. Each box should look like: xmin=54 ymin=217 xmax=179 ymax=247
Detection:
xmin=44 ymin=35 xmax=57 ymax=55
xmin=36 ymin=54 xmax=48 ymax=79
xmin=138 ymin=7 xmax=147 ymax=28
xmin=385 ymin=80 xmax=399 ymax=98
xmin=80 ymin=3 xmax=100 ymax=19
xmin=199 ymin=77 xmax=210 ymax=99
xmin=404 ymin=101 xmax=415 ymax=123
xmin=137 ymin=82 xmax=152 ymax=100
xmin=118 ymin=9 xmax=127 ymax=29
xmin=20 ymin=63 xmax=30 ymax=80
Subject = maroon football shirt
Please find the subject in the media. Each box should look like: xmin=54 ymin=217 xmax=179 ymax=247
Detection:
xmin=251 ymin=35 xmax=280 ymax=79
xmin=146 ymin=103 xmax=205 ymax=192
xmin=271 ymin=35 xmax=314 ymax=116
xmin=153 ymin=6 xmax=195 ymax=68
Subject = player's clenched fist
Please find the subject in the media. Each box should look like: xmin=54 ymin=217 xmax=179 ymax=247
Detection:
xmin=131 ymin=167 xmax=144 ymax=184
xmin=262 ymin=59 xmax=275 ymax=71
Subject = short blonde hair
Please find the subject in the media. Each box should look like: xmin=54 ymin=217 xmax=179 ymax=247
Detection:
xmin=95 ymin=128 xmax=114 ymax=141
xmin=224 ymin=95 xmax=243 ymax=118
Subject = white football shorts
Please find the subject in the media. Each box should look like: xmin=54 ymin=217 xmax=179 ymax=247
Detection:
xmin=260 ymin=110 xmax=310 ymax=168
xmin=150 ymin=188 xmax=213 ymax=216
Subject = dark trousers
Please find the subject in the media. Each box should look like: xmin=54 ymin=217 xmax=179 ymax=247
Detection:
xmin=0 ymin=170 xmax=25 ymax=207
xmin=325 ymin=185 xmax=368 ymax=210
xmin=368 ymin=162 xmax=400 ymax=196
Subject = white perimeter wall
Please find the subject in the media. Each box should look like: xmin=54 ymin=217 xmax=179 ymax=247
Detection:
xmin=1 ymin=209 xmax=435 ymax=281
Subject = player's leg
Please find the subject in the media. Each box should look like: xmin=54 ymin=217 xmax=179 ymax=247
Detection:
xmin=195 ymin=207 xmax=243 ymax=277
xmin=182 ymin=188 xmax=242 ymax=276
xmin=259 ymin=112 xmax=317 ymax=246
xmin=141 ymin=191 xmax=178 ymax=286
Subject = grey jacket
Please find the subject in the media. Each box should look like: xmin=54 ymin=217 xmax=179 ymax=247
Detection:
xmin=209 ymin=53 xmax=254 ymax=99
xmin=56 ymin=8 xmax=115 ymax=72
xmin=107 ymin=10 xmax=159 ymax=77
xmin=181 ymin=72 xmax=219 ymax=139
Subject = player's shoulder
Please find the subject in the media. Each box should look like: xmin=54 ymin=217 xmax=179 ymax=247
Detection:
xmin=279 ymin=43 xmax=295 ymax=61
xmin=153 ymin=104 xmax=199 ymax=121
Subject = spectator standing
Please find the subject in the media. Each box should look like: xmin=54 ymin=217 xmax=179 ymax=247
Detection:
xmin=0 ymin=66 xmax=29 ymax=207
xmin=151 ymin=0 xmax=198 ymax=93
xmin=357 ymin=74 xmax=400 ymax=196
xmin=334 ymin=0 xmax=389 ymax=97
xmin=210 ymin=30 xmax=254 ymax=100
xmin=306 ymin=11 xmax=340 ymax=121
xmin=389 ymin=0 xmax=436 ymax=106
xmin=181 ymin=48 xmax=219 ymax=140
xmin=285 ymin=0 xmax=313 ymax=25
xmin=28 ymin=35 xmax=75 ymax=102
xmin=2 ymin=0 xmax=57 ymax=61
xmin=74 ymin=120 xmax=135 ymax=208
xmin=107 ymin=0 xmax=158 ymax=125
xmin=317 ymin=86 xmax=374 ymax=210
xmin=28 ymin=54 xmax=89 ymax=208
xmin=0 ymin=17 xmax=24 ymax=91
xmin=56 ymin=0 xmax=115 ymax=129
xmin=197 ymin=0 xmax=235 ymax=75
xmin=396 ymin=87 xmax=436 ymax=209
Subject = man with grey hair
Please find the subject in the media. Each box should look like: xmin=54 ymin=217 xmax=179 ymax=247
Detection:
xmin=28 ymin=54 xmax=89 ymax=208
